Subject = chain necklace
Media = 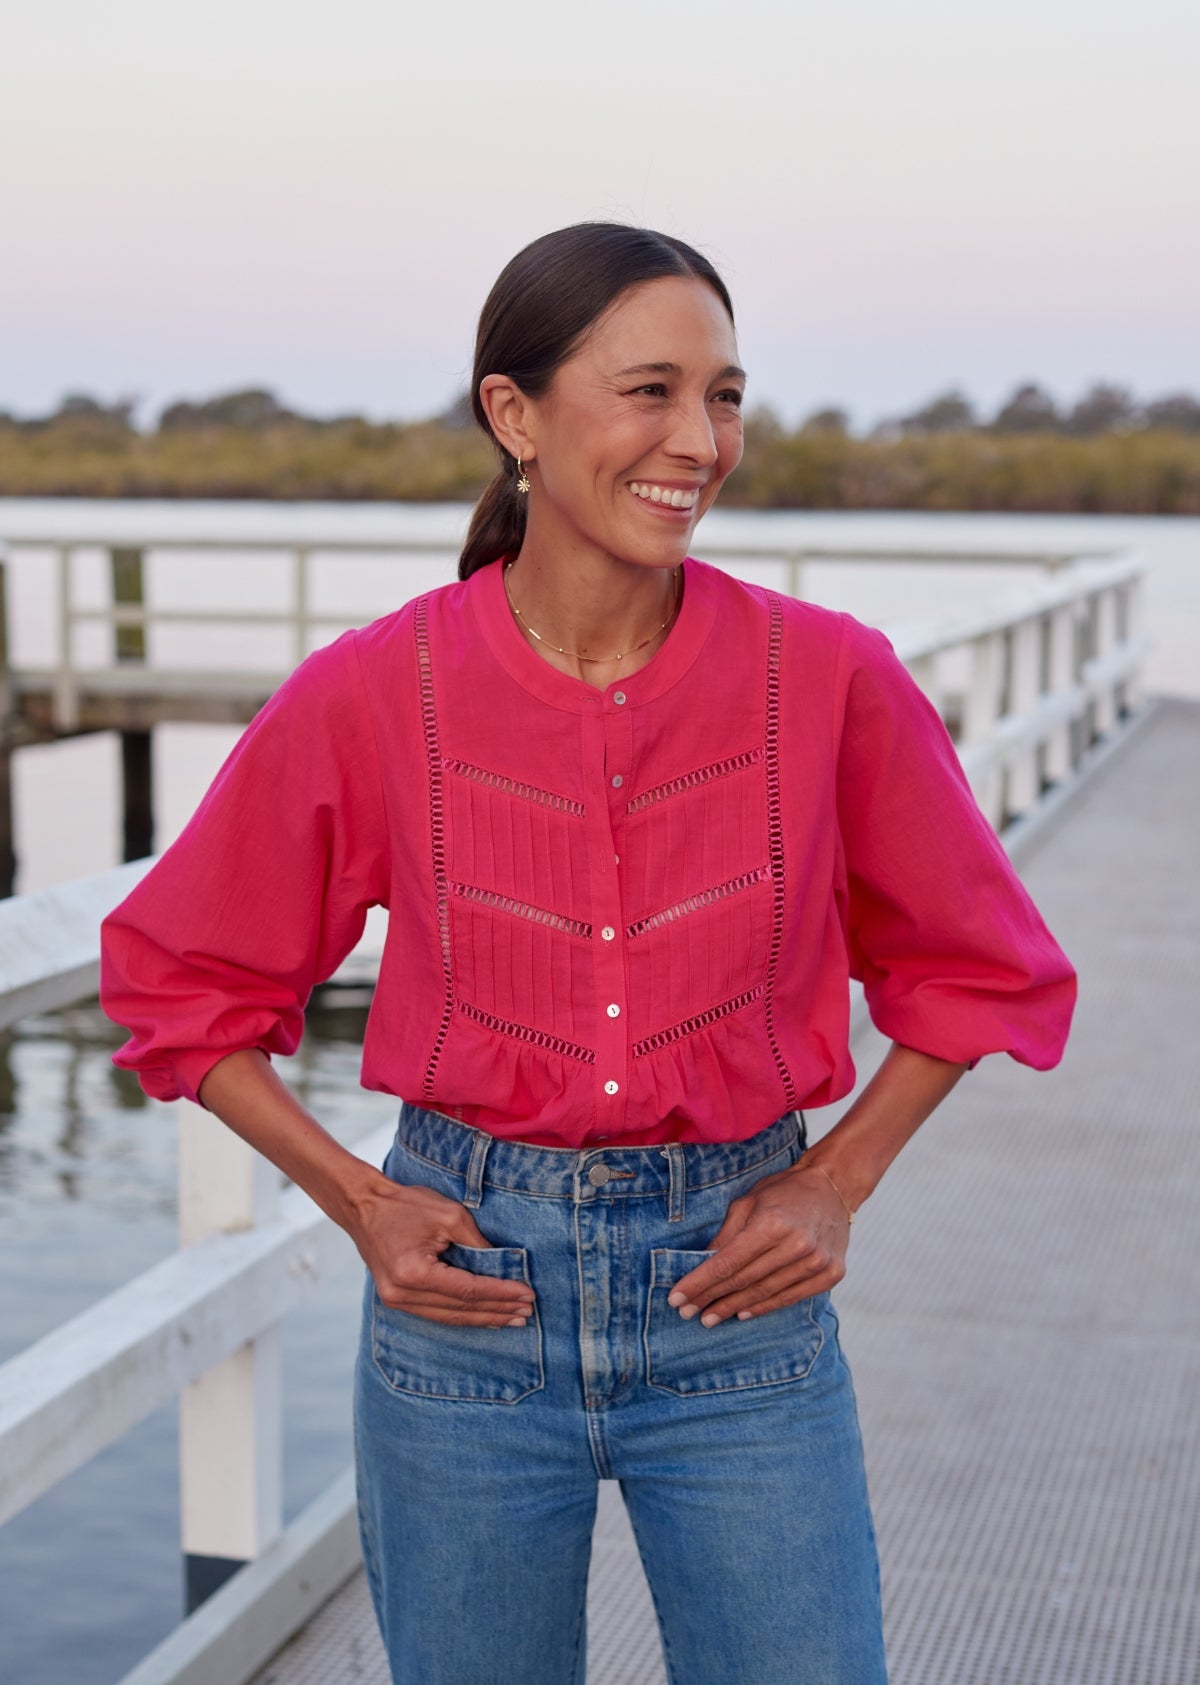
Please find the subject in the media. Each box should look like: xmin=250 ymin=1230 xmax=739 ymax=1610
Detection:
xmin=502 ymin=561 xmax=681 ymax=664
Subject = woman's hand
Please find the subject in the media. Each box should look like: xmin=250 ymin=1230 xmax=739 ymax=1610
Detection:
xmin=666 ymin=1161 xmax=850 ymax=1327
xmin=351 ymin=1176 xmax=536 ymax=1328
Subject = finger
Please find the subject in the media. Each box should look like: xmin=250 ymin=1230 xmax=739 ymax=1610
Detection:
xmin=667 ymin=1239 xmax=774 ymax=1310
xmin=704 ymin=1193 xmax=755 ymax=1255
xmin=380 ymin=1298 xmax=536 ymax=1327
xmin=386 ymin=1283 xmax=534 ymax=1315
xmin=378 ymin=1260 xmax=533 ymax=1312
xmin=669 ymin=1232 xmax=817 ymax=1312
xmin=699 ymin=1255 xmax=843 ymax=1324
xmin=447 ymin=1207 xmax=497 ymax=1249
xmin=426 ymin=1258 xmax=535 ymax=1305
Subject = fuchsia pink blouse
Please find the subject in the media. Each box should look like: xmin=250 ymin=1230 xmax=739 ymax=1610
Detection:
xmin=100 ymin=557 xmax=1076 ymax=1148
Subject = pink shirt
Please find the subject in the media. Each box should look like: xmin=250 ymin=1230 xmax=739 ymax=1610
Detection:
xmin=100 ymin=557 xmax=1076 ymax=1147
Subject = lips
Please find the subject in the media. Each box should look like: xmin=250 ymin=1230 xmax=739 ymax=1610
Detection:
xmin=629 ymin=482 xmax=700 ymax=510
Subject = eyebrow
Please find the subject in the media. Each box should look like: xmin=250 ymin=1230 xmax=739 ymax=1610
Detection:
xmin=614 ymin=361 xmax=747 ymax=382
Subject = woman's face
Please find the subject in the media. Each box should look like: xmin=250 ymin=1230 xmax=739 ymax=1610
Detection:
xmin=522 ymin=274 xmax=745 ymax=570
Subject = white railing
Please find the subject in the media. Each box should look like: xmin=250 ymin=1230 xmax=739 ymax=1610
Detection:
xmin=0 ymin=544 xmax=1147 ymax=1685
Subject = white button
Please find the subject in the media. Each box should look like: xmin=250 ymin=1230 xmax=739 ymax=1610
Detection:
xmin=606 ymin=1003 xmax=621 ymax=1018
xmin=611 ymin=774 xmax=624 ymax=788
xmin=601 ymin=925 xmax=616 ymax=941
xmin=613 ymin=691 xmax=627 ymax=705
xmin=614 ymin=854 xmax=620 ymax=865
xmin=604 ymin=1080 xmax=620 ymax=1095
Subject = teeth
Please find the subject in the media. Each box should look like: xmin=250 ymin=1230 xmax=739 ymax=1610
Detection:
xmin=629 ymin=482 xmax=698 ymax=509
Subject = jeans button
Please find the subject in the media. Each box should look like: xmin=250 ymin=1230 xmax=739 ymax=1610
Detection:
xmin=588 ymin=1163 xmax=613 ymax=1186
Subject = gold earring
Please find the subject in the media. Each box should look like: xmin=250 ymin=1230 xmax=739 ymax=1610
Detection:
xmin=516 ymin=456 xmax=531 ymax=494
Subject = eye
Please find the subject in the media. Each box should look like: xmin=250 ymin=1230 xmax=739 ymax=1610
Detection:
xmin=713 ymin=388 xmax=744 ymax=408
xmin=631 ymin=382 xmax=669 ymax=397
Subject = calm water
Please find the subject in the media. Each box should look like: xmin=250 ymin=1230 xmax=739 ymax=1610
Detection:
xmin=0 ymin=501 xmax=1196 ymax=1682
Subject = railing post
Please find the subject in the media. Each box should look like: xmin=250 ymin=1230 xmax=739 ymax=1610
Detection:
xmin=1044 ymin=604 xmax=1076 ymax=784
xmin=961 ymin=632 xmax=1004 ymax=827
xmin=905 ymin=652 xmax=940 ymax=714
xmin=1092 ymin=588 xmax=1119 ymax=738
xmin=0 ymin=553 xmax=15 ymax=897
xmin=1005 ymin=615 xmax=1042 ymax=817
xmin=178 ymin=1097 xmax=283 ymax=1613
xmin=54 ymin=546 xmax=78 ymax=732
xmin=784 ymin=552 xmax=806 ymax=602
xmin=294 ymin=548 xmax=310 ymax=668
xmin=111 ymin=548 xmax=155 ymax=861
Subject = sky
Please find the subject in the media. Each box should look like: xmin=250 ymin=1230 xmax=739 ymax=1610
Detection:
xmin=3 ymin=0 xmax=1198 ymax=432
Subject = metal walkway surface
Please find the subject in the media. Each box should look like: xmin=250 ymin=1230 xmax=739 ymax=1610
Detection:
xmin=251 ymin=700 xmax=1200 ymax=1685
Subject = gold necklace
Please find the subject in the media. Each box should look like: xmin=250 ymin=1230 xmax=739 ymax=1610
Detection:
xmin=503 ymin=561 xmax=681 ymax=664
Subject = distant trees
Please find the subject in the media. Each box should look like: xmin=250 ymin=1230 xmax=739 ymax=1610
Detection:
xmin=991 ymin=383 xmax=1060 ymax=433
xmin=875 ymin=379 xmax=1200 ymax=439
xmin=157 ymin=388 xmax=306 ymax=431
xmin=3 ymin=381 xmax=1200 ymax=510
xmin=898 ymin=389 xmax=977 ymax=433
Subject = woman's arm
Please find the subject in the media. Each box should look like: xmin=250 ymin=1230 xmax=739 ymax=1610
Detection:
xmin=198 ymin=1050 xmax=536 ymax=1328
xmin=665 ymin=1043 xmax=968 ymax=1326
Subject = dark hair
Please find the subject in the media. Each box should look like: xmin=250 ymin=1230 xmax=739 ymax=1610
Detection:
xmin=458 ymin=223 xmax=735 ymax=580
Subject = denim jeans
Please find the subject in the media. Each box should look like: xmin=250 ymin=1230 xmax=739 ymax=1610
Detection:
xmin=353 ymin=1101 xmax=887 ymax=1685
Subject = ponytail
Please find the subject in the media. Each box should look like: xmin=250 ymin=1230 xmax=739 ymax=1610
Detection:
xmin=459 ymin=458 xmax=527 ymax=580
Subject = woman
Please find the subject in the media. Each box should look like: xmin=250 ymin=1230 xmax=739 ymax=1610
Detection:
xmin=101 ymin=223 xmax=1076 ymax=1684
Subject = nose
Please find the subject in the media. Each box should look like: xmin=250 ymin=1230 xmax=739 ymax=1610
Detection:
xmin=666 ymin=397 xmax=718 ymax=466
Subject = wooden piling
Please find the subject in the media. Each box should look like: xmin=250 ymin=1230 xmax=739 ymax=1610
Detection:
xmin=0 ymin=558 xmax=16 ymax=897
xmin=111 ymin=549 xmax=155 ymax=861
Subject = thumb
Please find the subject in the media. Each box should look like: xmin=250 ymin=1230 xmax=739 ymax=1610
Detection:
xmin=447 ymin=1204 xmax=494 ymax=1249
xmin=707 ymin=1195 xmax=753 ymax=1254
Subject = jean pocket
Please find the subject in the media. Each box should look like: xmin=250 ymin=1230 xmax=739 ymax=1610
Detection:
xmin=644 ymin=1249 xmax=826 ymax=1396
xmin=370 ymin=1242 xmax=544 ymax=1403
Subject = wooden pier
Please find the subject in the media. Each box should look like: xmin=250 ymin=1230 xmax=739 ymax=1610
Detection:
xmin=0 ymin=530 xmax=1182 ymax=1683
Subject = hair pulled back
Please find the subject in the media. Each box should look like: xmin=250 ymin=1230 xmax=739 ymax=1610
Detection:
xmin=458 ymin=223 xmax=734 ymax=580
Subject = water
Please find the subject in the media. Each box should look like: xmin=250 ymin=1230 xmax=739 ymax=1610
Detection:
xmin=0 ymin=501 xmax=1196 ymax=1682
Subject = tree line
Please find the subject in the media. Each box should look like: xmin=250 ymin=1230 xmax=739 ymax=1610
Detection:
xmin=2 ymin=381 xmax=1199 ymax=512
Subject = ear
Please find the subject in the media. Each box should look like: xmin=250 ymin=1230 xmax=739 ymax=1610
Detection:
xmin=479 ymin=375 xmax=538 ymax=463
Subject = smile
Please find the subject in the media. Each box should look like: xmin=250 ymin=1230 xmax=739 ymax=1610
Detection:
xmin=629 ymin=482 xmax=700 ymax=510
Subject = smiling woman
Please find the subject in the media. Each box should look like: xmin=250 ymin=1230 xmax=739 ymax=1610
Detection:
xmin=100 ymin=222 xmax=1077 ymax=1685
xmin=458 ymin=225 xmax=744 ymax=685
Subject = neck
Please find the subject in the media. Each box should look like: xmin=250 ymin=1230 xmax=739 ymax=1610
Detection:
xmin=503 ymin=545 xmax=683 ymax=688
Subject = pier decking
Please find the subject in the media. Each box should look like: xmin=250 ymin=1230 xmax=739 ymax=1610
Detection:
xmin=248 ymin=699 xmax=1200 ymax=1685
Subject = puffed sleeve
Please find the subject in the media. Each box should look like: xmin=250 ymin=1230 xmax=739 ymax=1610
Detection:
xmin=834 ymin=616 xmax=1076 ymax=1068
xmin=100 ymin=629 xmax=390 ymax=1105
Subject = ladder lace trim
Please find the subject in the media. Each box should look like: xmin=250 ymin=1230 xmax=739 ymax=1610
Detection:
xmin=457 ymin=999 xmax=596 ymax=1065
xmin=632 ymin=985 xmax=766 ymax=1059
xmin=625 ymin=747 xmax=764 ymax=815
xmin=764 ymin=595 xmax=799 ymax=1110
xmin=625 ymin=865 xmax=772 ymax=940
xmin=450 ymin=881 xmax=592 ymax=940
xmin=443 ymin=758 xmax=585 ymax=817
xmin=415 ymin=599 xmax=455 ymax=1101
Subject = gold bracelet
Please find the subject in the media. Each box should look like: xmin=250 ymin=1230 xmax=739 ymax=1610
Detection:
xmin=811 ymin=1162 xmax=856 ymax=1226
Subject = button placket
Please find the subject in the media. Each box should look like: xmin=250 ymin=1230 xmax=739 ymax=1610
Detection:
xmin=581 ymin=707 xmax=630 ymax=1123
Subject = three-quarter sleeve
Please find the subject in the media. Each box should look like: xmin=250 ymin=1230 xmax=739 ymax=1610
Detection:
xmin=834 ymin=616 xmax=1076 ymax=1069
xmin=100 ymin=630 xmax=390 ymax=1105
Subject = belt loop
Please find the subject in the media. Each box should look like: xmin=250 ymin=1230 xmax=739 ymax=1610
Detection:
xmin=660 ymin=1143 xmax=686 ymax=1223
xmin=462 ymin=1129 xmax=493 ymax=1210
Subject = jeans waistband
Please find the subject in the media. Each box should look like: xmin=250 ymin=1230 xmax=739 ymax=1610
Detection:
xmin=391 ymin=1102 xmax=805 ymax=1216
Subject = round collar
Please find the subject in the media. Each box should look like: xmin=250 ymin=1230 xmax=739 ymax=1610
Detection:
xmin=470 ymin=554 xmax=718 ymax=712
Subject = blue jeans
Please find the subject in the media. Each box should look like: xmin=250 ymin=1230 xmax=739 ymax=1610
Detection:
xmin=353 ymin=1102 xmax=887 ymax=1685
